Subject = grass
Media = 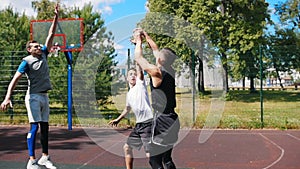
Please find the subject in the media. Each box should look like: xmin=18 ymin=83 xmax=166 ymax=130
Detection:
xmin=0 ymin=89 xmax=299 ymax=129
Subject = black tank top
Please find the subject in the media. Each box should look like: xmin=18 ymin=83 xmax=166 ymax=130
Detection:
xmin=150 ymin=68 xmax=176 ymax=113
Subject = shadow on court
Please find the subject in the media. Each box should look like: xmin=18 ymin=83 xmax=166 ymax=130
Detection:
xmin=0 ymin=125 xmax=299 ymax=169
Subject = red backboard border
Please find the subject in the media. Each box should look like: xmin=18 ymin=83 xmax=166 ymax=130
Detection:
xmin=30 ymin=18 xmax=84 ymax=52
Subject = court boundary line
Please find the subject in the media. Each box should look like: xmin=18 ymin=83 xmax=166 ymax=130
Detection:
xmin=259 ymin=133 xmax=284 ymax=169
xmin=287 ymin=133 xmax=300 ymax=141
xmin=76 ymin=141 xmax=121 ymax=169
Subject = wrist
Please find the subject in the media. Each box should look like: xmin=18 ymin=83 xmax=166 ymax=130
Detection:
xmin=5 ymin=95 xmax=11 ymax=100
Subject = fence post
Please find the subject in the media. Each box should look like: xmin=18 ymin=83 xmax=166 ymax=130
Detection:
xmin=259 ymin=45 xmax=264 ymax=128
xmin=10 ymin=52 xmax=15 ymax=120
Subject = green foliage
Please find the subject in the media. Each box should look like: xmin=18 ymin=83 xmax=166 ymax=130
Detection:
xmin=0 ymin=7 xmax=30 ymax=51
xmin=32 ymin=0 xmax=57 ymax=19
xmin=140 ymin=0 xmax=210 ymax=93
xmin=101 ymin=111 xmax=120 ymax=120
xmin=190 ymin=0 xmax=269 ymax=91
xmin=48 ymin=53 xmax=68 ymax=107
xmin=274 ymin=0 xmax=299 ymax=30
xmin=263 ymin=0 xmax=300 ymax=87
xmin=67 ymin=2 xmax=105 ymax=44
xmin=142 ymin=0 xmax=270 ymax=93
xmin=265 ymin=29 xmax=300 ymax=71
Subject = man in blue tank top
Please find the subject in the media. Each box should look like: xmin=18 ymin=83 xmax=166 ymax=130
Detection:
xmin=134 ymin=28 xmax=180 ymax=169
xmin=0 ymin=3 xmax=59 ymax=169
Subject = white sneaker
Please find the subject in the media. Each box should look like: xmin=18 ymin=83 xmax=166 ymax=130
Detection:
xmin=38 ymin=155 xmax=57 ymax=169
xmin=27 ymin=159 xmax=41 ymax=169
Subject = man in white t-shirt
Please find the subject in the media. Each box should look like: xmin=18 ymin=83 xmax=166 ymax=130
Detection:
xmin=109 ymin=62 xmax=153 ymax=169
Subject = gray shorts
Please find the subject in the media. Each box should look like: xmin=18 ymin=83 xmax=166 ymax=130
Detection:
xmin=25 ymin=93 xmax=50 ymax=123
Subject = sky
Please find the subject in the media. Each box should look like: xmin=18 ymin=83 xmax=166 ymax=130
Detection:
xmin=0 ymin=0 xmax=282 ymax=65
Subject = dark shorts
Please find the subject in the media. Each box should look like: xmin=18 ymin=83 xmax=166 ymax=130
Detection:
xmin=127 ymin=120 xmax=152 ymax=152
xmin=151 ymin=111 xmax=180 ymax=146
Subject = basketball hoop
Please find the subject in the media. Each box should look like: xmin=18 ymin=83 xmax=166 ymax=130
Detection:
xmin=50 ymin=42 xmax=61 ymax=57
xmin=30 ymin=18 xmax=84 ymax=52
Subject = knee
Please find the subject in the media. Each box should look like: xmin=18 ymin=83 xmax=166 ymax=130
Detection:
xmin=27 ymin=123 xmax=39 ymax=141
xmin=40 ymin=122 xmax=49 ymax=135
xmin=123 ymin=144 xmax=132 ymax=155
xmin=146 ymin=152 xmax=150 ymax=158
xmin=40 ymin=122 xmax=49 ymax=129
xmin=28 ymin=123 xmax=39 ymax=135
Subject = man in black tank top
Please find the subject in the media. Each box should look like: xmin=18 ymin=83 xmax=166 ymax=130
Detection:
xmin=133 ymin=28 xmax=180 ymax=169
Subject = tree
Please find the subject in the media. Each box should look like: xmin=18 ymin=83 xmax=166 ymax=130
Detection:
xmin=32 ymin=0 xmax=57 ymax=19
xmin=0 ymin=7 xmax=30 ymax=51
xmin=142 ymin=0 xmax=269 ymax=93
xmin=270 ymin=0 xmax=300 ymax=83
xmin=230 ymin=48 xmax=261 ymax=91
xmin=190 ymin=0 xmax=269 ymax=92
xmin=274 ymin=0 xmax=300 ymax=70
xmin=140 ymin=0 xmax=211 ymax=94
xmin=0 ymin=7 xmax=30 ymax=106
xmin=264 ymin=29 xmax=300 ymax=88
xmin=68 ymin=2 xmax=117 ymax=107
xmin=275 ymin=0 xmax=299 ymax=30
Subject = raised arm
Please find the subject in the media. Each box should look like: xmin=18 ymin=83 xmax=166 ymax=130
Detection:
xmin=143 ymin=31 xmax=159 ymax=55
xmin=134 ymin=31 xmax=162 ymax=87
xmin=136 ymin=63 xmax=144 ymax=81
xmin=133 ymin=32 xmax=144 ymax=81
xmin=45 ymin=3 xmax=59 ymax=51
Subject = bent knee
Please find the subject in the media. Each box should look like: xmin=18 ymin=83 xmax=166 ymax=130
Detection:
xmin=146 ymin=152 xmax=150 ymax=158
xmin=123 ymin=144 xmax=133 ymax=157
xmin=123 ymin=144 xmax=132 ymax=153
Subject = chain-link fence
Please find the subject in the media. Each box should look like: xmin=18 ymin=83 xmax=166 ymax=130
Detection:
xmin=1 ymin=50 xmax=300 ymax=129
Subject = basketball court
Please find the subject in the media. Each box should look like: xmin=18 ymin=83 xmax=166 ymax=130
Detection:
xmin=2 ymin=11 xmax=298 ymax=169
xmin=0 ymin=125 xmax=299 ymax=169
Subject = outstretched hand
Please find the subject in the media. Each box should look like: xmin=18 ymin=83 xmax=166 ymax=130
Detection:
xmin=54 ymin=2 xmax=59 ymax=15
xmin=0 ymin=100 xmax=13 ymax=111
xmin=131 ymin=28 xmax=144 ymax=44
xmin=108 ymin=119 xmax=119 ymax=127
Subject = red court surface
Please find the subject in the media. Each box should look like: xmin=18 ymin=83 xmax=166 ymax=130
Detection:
xmin=0 ymin=125 xmax=300 ymax=169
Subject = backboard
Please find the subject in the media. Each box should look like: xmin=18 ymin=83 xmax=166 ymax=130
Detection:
xmin=30 ymin=18 xmax=84 ymax=52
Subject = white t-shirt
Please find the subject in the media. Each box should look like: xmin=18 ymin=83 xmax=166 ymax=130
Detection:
xmin=126 ymin=78 xmax=153 ymax=123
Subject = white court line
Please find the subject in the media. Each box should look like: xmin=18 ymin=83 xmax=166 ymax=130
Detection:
xmin=287 ymin=133 xmax=300 ymax=141
xmin=259 ymin=133 xmax=285 ymax=169
xmin=76 ymin=141 xmax=121 ymax=169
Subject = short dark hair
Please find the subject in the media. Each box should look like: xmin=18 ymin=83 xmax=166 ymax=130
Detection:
xmin=26 ymin=40 xmax=40 ymax=55
xmin=26 ymin=40 xmax=38 ymax=49
xmin=127 ymin=67 xmax=136 ymax=76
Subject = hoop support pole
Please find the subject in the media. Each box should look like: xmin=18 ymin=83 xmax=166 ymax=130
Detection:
xmin=64 ymin=51 xmax=73 ymax=130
